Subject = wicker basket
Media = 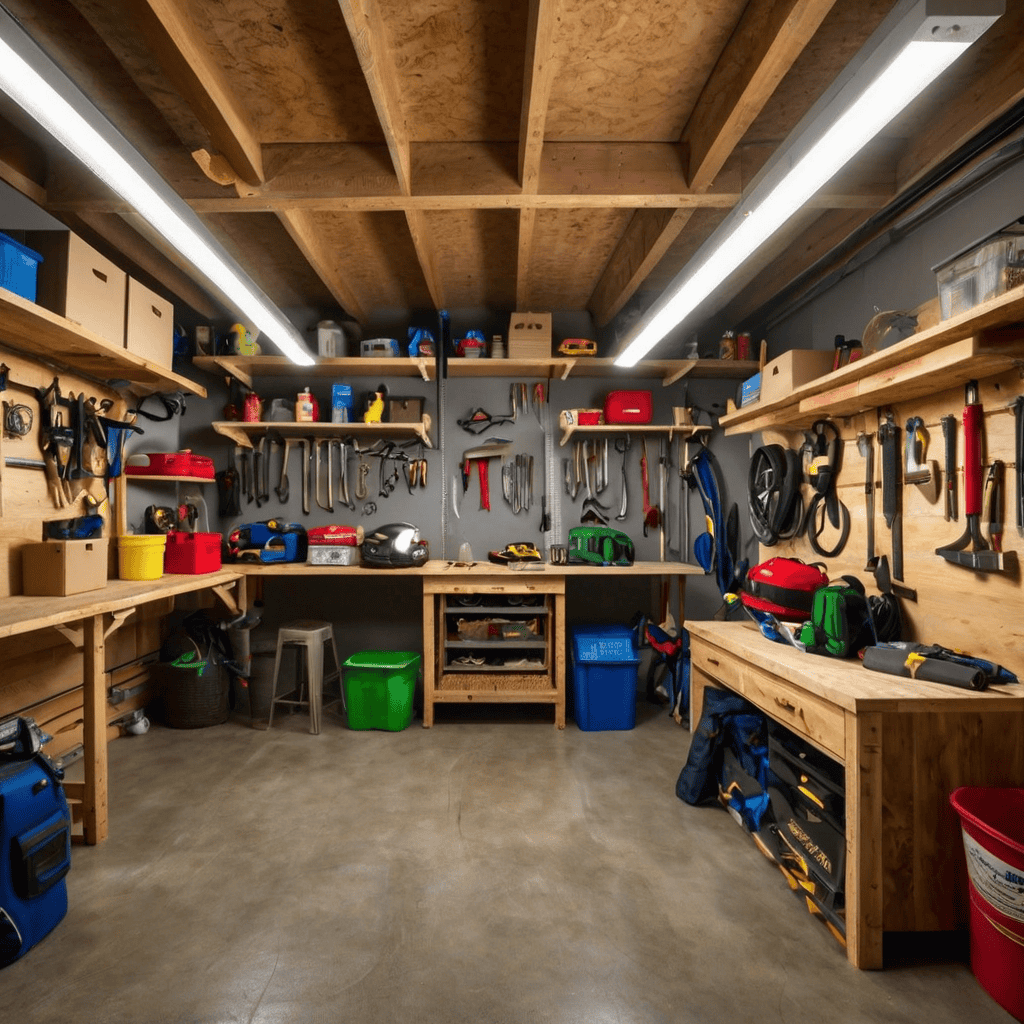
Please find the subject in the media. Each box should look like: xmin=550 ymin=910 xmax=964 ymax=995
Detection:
xmin=155 ymin=662 xmax=228 ymax=729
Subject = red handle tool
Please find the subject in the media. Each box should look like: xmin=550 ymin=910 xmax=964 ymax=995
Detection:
xmin=963 ymin=383 xmax=982 ymax=517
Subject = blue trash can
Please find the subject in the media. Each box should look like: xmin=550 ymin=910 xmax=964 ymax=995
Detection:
xmin=571 ymin=625 xmax=640 ymax=731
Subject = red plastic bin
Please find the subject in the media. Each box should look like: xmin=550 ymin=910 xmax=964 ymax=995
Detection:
xmin=950 ymin=786 xmax=1024 ymax=1022
xmin=125 ymin=453 xmax=215 ymax=478
xmin=164 ymin=532 xmax=222 ymax=575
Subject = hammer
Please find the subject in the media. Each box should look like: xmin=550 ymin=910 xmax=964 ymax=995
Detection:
xmin=935 ymin=381 xmax=1004 ymax=573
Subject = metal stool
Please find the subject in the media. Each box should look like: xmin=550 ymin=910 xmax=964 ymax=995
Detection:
xmin=268 ymin=620 xmax=342 ymax=734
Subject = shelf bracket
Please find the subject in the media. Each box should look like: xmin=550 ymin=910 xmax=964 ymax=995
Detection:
xmin=209 ymin=583 xmax=241 ymax=618
xmin=53 ymin=607 xmax=135 ymax=650
xmin=662 ymin=360 xmax=698 ymax=387
xmin=557 ymin=359 xmax=576 ymax=381
xmin=414 ymin=358 xmax=433 ymax=382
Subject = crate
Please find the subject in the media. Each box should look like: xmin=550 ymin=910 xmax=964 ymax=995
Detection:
xmin=0 ymin=232 xmax=43 ymax=301
xmin=760 ymin=349 xmax=833 ymax=405
xmin=570 ymin=625 xmax=640 ymax=731
xmin=342 ymin=651 xmax=420 ymax=731
xmin=508 ymin=311 xmax=551 ymax=359
xmin=934 ymin=225 xmax=1024 ymax=320
xmin=164 ymin=532 xmax=222 ymax=575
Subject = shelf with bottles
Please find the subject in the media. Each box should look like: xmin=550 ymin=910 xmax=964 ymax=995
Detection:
xmin=210 ymin=418 xmax=433 ymax=449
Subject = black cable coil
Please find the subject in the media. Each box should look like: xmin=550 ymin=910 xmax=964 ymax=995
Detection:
xmin=747 ymin=444 xmax=803 ymax=546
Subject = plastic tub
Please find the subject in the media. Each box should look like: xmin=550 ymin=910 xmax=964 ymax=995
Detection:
xmin=571 ymin=625 xmax=640 ymax=731
xmin=0 ymin=232 xmax=43 ymax=301
xmin=117 ymin=535 xmax=166 ymax=581
xmin=342 ymin=651 xmax=419 ymax=731
xmin=164 ymin=532 xmax=222 ymax=574
xmin=950 ymin=786 xmax=1024 ymax=1021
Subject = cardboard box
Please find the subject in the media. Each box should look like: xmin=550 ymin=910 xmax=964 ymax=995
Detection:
xmin=388 ymin=396 xmax=423 ymax=422
xmin=760 ymin=349 xmax=834 ymax=405
xmin=126 ymin=277 xmax=174 ymax=369
xmin=26 ymin=230 xmax=126 ymax=347
xmin=508 ymin=312 xmax=552 ymax=359
xmin=22 ymin=538 xmax=109 ymax=597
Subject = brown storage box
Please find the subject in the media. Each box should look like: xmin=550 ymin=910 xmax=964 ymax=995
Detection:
xmin=388 ymin=396 xmax=424 ymax=422
xmin=26 ymin=230 xmax=126 ymax=347
xmin=760 ymin=349 xmax=834 ymax=405
xmin=508 ymin=311 xmax=552 ymax=359
xmin=126 ymin=277 xmax=174 ymax=369
xmin=22 ymin=538 xmax=109 ymax=597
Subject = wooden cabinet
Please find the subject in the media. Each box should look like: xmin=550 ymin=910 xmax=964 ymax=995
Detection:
xmin=422 ymin=569 xmax=566 ymax=728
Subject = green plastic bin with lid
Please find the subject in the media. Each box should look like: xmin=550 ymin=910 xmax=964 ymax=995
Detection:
xmin=342 ymin=651 xmax=420 ymax=730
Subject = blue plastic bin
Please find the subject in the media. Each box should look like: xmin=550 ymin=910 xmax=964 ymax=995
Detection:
xmin=571 ymin=625 xmax=640 ymax=731
xmin=0 ymin=232 xmax=43 ymax=301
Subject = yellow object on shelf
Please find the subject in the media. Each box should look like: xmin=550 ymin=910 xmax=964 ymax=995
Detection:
xmin=118 ymin=535 xmax=166 ymax=581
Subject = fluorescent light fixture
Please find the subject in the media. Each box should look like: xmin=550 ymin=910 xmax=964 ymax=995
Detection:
xmin=0 ymin=8 xmax=314 ymax=366
xmin=615 ymin=0 xmax=1003 ymax=367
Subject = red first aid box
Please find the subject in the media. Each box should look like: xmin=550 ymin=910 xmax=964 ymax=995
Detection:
xmin=603 ymin=390 xmax=653 ymax=424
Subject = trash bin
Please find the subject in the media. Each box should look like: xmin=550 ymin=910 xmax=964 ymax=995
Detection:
xmin=950 ymin=786 xmax=1024 ymax=1021
xmin=342 ymin=651 xmax=419 ymax=731
xmin=570 ymin=625 xmax=640 ymax=731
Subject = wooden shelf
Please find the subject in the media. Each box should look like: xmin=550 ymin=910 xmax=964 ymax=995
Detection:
xmin=210 ymin=418 xmax=433 ymax=448
xmin=124 ymin=475 xmax=213 ymax=484
xmin=192 ymin=353 xmax=760 ymax=387
xmin=559 ymin=422 xmax=711 ymax=446
xmin=719 ymin=283 xmax=1024 ymax=435
xmin=0 ymin=286 xmax=207 ymax=398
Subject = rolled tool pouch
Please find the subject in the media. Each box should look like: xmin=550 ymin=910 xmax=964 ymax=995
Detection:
xmin=740 ymin=557 xmax=828 ymax=622
xmin=863 ymin=642 xmax=991 ymax=690
xmin=603 ymin=390 xmax=652 ymax=424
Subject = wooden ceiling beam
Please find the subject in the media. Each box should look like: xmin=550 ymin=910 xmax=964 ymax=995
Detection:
xmin=588 ymin=0 xmax=840 ymax=327
xmin=128 ymin=0 xmax=265 ymax=186
xmin=516 ymin=0 xmax=562 ymax=306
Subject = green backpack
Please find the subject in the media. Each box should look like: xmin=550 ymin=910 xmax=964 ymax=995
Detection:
xmin=797 ymin=576 xmax=876 ymax=658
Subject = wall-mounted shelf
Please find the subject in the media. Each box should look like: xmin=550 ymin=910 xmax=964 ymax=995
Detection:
xmin=192 ymin=353 xmax=760 ymax=388
xmin=0 ymin=287 xmax=206 ymax=398
xmin=210 ymin=419 xmax=433 ymax=448
xmin=719 ymin=284 xmax=1024 ymax=435
xmin=559 ymin=422 xmax=712 ymax=447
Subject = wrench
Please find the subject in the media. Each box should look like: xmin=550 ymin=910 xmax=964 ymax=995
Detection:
xmin=300 ymin=438 xmax=311 ymax=515
xmin=276 ymin=437 xmax=292 ymax=503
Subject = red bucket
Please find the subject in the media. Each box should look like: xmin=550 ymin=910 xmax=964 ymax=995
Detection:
xmin=950 ymin=787 xmax=1024 ymax=1022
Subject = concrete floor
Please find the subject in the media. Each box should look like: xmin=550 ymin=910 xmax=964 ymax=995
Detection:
xmin=4 ymin=703 xmax=1014 ymax=1024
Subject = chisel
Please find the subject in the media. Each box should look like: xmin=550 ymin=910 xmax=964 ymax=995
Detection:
xmin=940 ymin=414 xmax=957 ymax=522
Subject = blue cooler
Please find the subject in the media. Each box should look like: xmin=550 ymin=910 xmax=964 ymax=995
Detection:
xmin=571 ymin=625 xmax=640 ymax=731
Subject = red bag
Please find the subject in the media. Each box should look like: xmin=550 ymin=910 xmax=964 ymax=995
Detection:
xmin=740 ymin=557 xmax=828 ymax=622
xmin=604 ymin=390 xmax=652 ymax=424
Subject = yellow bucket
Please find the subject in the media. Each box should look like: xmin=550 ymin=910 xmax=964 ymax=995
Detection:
xmin=118 ymin=535 xmax=166 ymax=581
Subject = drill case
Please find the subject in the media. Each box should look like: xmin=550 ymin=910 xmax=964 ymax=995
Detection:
xmin=0 ymin=718 xmax=71 ymax=968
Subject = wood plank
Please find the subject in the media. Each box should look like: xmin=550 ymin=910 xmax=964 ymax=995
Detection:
xmin=682 ymin=0 xmax=838 ymax=191
xmin=81 ymin=614 xmax=107 ymax=845
xmin=518 ymin=0 xmax=561 ymax=194
xmin=846 ymin=710 xmax=883 ymax=969
xmin=131 ymin=0 xmax=264 ymax=185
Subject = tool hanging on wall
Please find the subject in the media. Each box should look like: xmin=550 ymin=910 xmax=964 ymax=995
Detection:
xmin=878 ymin=410 xmax=903 ymax=581
xmin=904 ymin=416 xmax=939 ymax=503
xmin=1011 ymin=395 xmax=1024 ymax=538
xmin=299 ymin=438 xmax=311 ymax=514
xmin=640 ymin=438 xmax=660 ymax=537
xmin=983 ymin=459 xmax=1004 ymax=555
xmin=803 ymin=419 xmax=849 ymax=558
xmin=336 ymin=440 xmax=355 ymax=511
xmin=856 ymin=433 xmax=876 ymax=572
xmin=274 ymin=435 xmax=292 ymax=503
xmin=461 ymin=438 xmax=511 ymax=511
xmin=940 ymin=413 xmax=958 ymax=522
xmin=935 ymin=381 xmax=1005 ymax=573
xmin=216 ymin=449 xmax=241 ymax=517
xmin=615 ymin=436 xmax=630 ymax=522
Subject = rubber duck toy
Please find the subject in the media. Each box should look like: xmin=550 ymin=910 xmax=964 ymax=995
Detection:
xmin=363 ymin=383 xmax=388 ymax=424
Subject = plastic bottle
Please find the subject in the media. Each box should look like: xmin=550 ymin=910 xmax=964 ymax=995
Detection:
xmin=719 ymin=330 xmax=736 ymax=360
xmin=295 ymin=388 xmax=318 ymax=422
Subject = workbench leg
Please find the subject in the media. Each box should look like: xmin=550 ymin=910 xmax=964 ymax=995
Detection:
xmin=845 ymin=710 xmax=883 ymax=968
xmin=553 ymin=591 xmax=566 ymax=729
xmin=82 ymin=613 xmax=108 ymax=845
xmin=422 ymin=590 xmax=434 ymax=728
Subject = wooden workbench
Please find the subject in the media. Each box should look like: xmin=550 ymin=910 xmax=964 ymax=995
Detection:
xmin=233 ymin=559 xmax=701 ymax=728
xmin=1 ymin=570 xmax=245 ymax=845
xmin=686 ymin=619 xmax=1024 ymax=969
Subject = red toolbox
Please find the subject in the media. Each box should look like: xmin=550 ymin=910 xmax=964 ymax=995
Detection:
xmin=164 ymin=532 xmax=222 ymax=574
xmin=125 ymin=452 xmax=215 ymax=479
xmin=603 ymin=390 xmax=652 ymax=424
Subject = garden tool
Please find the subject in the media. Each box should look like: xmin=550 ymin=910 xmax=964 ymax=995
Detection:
xmin=941 ymin=413 xmax=958 ymax=522
xmin=904 ymin=416 xmax=939 ymax=504
xmin=315 ymin=439 xmax=333 ymax=511
xmin=878 ymin=409 xmax=903 ymax=580
xmin=615 ymin=436 xmax=630 ymax=521
xmin=299 ymin=438 xmax=311 ymax=514
xmin=461 ymin=438 xmax=511 ymax=511
xmin=275 ymin=436 xmax=293 ymax=503
xmin=857 ymin=432 xmax=877 ymax=572
xmin=935 ymin=381 xmax=1004 ymax=573
xmin=641 ymin=438 xmax=660 ymax=537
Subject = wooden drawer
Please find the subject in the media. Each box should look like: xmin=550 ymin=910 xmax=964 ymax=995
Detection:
xmin=691 ymin=643 xmax=845 ymax=761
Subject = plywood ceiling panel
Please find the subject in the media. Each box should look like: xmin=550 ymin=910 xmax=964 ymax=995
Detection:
xmin=375 ymin=0 xmax=529 ymax=143
xmin=546 ymin=0 xmax=748 ymax=141
xmin=423 ymin=209 xmax=518 ymax=307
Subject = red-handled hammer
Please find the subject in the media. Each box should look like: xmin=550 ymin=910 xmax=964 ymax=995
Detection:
xmin=934 ymin=381 xmax=1004 ymax=573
